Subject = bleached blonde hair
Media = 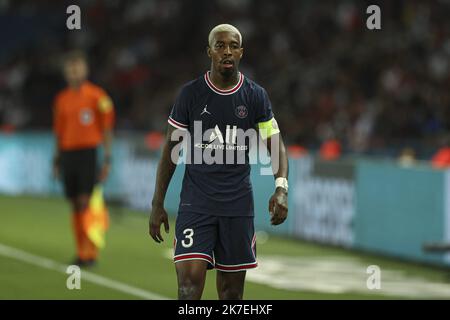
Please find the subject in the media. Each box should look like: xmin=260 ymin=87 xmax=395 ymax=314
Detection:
xmin=208 ymin=24 xmax=242 ymax=47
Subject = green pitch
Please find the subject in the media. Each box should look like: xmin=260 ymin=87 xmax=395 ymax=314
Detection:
xmin=1 ymin=195 xmax=449 ymax=300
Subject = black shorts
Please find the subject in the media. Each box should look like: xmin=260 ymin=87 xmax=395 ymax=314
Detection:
xmin=61 ymin=148 xmax=98 ymax=198
xmin=174 ymin=212 xmax=257 ymax=272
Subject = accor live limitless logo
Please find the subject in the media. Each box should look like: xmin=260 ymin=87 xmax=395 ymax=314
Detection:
xmin=170 ymin=121 xmax=280 ymax=176
xmin=198 ymin=124 xmax=241 ymax=149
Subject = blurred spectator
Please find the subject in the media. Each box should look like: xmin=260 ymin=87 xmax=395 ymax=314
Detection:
xmin=319 ymin=139 xmax=342 ymax=161
xmin=431 ymin=147 xmax=450 ymax=169
xmin=431 ymin=135 xmax=450 ymax=169
xmin=145 ymin=131 xmax=165 ymax=151
xmin=398 ymin=147 xmax=417 ymax=167
xmin=287 ymin=144 xmax=308 ymax=159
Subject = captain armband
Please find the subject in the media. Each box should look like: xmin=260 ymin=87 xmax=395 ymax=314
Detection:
xmin=257 ymin=117 xmax=280 ymax=140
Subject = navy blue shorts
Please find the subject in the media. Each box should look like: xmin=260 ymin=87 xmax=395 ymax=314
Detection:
xmin=174 ymin=212 xmax=257 ymax=272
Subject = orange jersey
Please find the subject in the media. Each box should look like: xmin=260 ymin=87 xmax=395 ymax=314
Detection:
xmin=53 ymin=81 xmax=115 ymax=151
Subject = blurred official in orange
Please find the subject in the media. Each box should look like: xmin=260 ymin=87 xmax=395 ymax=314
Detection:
xmin=52 ymin=51 xmax=114 ymax=266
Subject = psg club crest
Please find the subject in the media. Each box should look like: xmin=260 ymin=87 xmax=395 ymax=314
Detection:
xmin=235 ymin=105 xmax=248 ymax=119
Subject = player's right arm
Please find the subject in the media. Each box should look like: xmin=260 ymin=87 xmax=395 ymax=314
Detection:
xmin=149 ymin=124 xmax=183 ymax=243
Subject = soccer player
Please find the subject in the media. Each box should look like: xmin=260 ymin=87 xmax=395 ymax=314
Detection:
xmin=53 ymin=51 xmax=114 ymax=266
xmin=149 ymin=24 xmax=289 ymax=300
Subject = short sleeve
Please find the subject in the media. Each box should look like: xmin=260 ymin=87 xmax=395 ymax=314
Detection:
xmin=255 ymin=87 xmax=280 ymax=140
xmin=168 ymin=86 xmax=190 ymax=130
xmin=95 ymin=89 xmax=115 ymax=130
xmin=255 ymin=87 xmax=274 ymax=123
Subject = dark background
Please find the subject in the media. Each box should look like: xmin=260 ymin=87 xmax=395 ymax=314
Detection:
xmin=0 ymin=0 xmax=449 ymax=158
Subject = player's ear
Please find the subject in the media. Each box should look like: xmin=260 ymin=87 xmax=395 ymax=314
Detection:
xmin=207 ymin=46 xmax=212 ymax=58
xmin=239 ymin=47 xmax=243 ymax=59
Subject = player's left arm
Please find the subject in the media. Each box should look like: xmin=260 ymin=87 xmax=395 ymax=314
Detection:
xmin=256 ymin=88 xmax=289 ymax=225
xmin=265 ymin=129 xmax=289 ymax=226
xmin=97 ymin=92 xmax=115 ymax=182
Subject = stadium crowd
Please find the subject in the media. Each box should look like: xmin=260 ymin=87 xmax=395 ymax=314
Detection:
xmin=0 ymin=0 xmax=449 ymax=158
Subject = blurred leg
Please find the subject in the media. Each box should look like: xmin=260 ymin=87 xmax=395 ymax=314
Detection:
xmin=72 ymin=194 xmax=97 ymax=261
xmin=70 ymin=197 xmax=85 ymax=260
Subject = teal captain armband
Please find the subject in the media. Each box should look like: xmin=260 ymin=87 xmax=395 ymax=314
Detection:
xmin=257 ymin=117 xmax=280 ymax=140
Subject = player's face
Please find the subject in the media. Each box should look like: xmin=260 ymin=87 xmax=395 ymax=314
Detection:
xmin=64 ymin=58 xmax=89 ymax=86
xmin=208 ymin=31 xmax=243 ymax=78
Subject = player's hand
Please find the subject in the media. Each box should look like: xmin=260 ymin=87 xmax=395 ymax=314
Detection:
xmin=98 ymin=163 xmax=111 ymax=182
xmin=269 ymin=188 xmax=288 ymax=225
xmin=149 ymin=205 xmax=170 ymax=243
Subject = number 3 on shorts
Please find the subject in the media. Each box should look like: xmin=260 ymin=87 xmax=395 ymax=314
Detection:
xmin=181 ymin=228 xmax=194 ymax=248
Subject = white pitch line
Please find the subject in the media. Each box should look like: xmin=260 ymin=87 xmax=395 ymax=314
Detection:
xmin=0 ymin=243 xmax=170 ymax=300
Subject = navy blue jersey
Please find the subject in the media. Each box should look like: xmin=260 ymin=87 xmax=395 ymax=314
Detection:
xmin=168 ymin=72 xmax=278 ymax=217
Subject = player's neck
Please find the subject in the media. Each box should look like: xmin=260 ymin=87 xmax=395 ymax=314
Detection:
xmin=209 ymin=69 xmax=239 ymax=90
